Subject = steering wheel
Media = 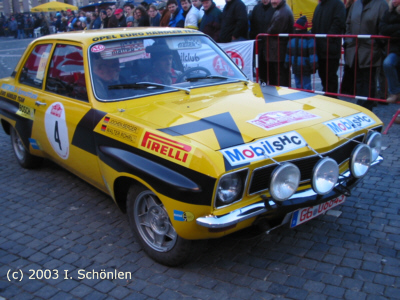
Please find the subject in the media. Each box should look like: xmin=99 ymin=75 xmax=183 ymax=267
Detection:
xmin=176 ymin=67 xmax=211 ymax=83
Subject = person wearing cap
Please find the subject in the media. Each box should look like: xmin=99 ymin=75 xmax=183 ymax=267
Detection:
xmin=284 ymin=16 xmax=317 ymax=91
xmin=148 ymin=4 xmax=161 ymax=26
xmin=100 ymin=10 xmax=109 ymax=28
xmin=180 ymin=0 xmax=201 ymax=29
xmin=219 ymin=0 xmax=248 ymax=42
xmin=126 ymin=15 xmax=134 ymax=27
xmin=167 ymin=0 xmax=185 ymax=27
xmin=92 ymin=57 xmax=122 ymax=99
xmin=199 ymin=0 xmax=222 ymax=42
xmin=144 ymin=47 xmax=182 ymax=85
xmin=115 ymin=8 xmax=127 ymax=27
xmin=265 ymin=0 xmax=294 ymax=87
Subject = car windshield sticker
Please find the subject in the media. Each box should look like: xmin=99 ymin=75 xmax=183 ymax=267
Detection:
xmin=91 ymin=44 xmax=105 ymax=53
xmin=166 ymin=37 xmax=202 ymax=50
xmin=324 ymin=113 xmax=376 ymax=136
xmin=45 ymin=102 xmax=69 ymax=160
xmin=221 ymin=131 xmax=307 ymax=166
xmin=98 ymin=40 xmax=146 ymax=60
xmin=247 ymin=110 xmax=320 ymax=131
xmin=139 ymin=131 xmax=194 ymax=167
xmin=36 ymin=52 xmax=50 ymax=82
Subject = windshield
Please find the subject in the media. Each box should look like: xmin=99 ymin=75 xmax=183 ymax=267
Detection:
xmin=89 ymin=35 xmax=247 ymax=101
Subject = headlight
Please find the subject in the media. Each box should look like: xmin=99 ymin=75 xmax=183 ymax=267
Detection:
xmin=350 ymin=144 xmax=372 ymax=178
xmin=365 ymin=131 xmax=382 ymax=161
xmin=312 ymin=157 xmax=339 ymax=195
xmin=269 ymin=163 xmax=300 ymax=201
xmin=216 ymin=171 xmax=245 ymax=206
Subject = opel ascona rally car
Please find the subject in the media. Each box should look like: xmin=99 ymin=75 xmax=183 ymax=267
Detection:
xmin=0 ymin=28 xmax=383 ymax=266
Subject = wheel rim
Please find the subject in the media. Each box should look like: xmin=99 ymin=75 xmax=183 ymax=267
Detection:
xmin=134 ymin=190 xmax=177 ymax=252
xmin=11 ymin=129 xmax=26 ymax=162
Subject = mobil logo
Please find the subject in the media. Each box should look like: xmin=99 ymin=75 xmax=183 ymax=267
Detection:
xmin=324 ymin=113 xmax=375 ymax=136
xmin=220 ymin=131 xmax=307 ymax=166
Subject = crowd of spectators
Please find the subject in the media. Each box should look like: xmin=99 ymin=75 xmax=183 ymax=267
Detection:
xmin=1 ymin=0 xmax=399 ymax=122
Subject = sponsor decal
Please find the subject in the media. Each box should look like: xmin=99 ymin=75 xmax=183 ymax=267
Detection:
xmin=226 ymin=50 xmax=244 ymax=70
xmin=140 ymin=131 xmax=193 ymax=166
xmin=45 ymin=102 xmax=69 ymax=159
xmin=91 ymin=44 xmax=105 ymax=52
xmin=213 ymin=55 xmax=234 ymax=76
xmin=1 ymin=84 xmax=38 ymax=100
xmin=16 ymin=103 xmax=34 ymax=120
xmin=324 ymin=113 xmax=375 ymax=136
xmin=100 ymin=116 xmax=140 ymax=143
xmin=221 ymin=131 xmax=307 ymax=166
xmin=28 ymin=138 xmax=41 ymax=150
xmin=248 ymin=110 xmax=320 ymax=131
xmin=173 ymin=210 xmax=194 ymax=222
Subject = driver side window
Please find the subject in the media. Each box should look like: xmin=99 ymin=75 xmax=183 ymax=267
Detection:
xmin=45 ymin=44 xmax=88 ymax=102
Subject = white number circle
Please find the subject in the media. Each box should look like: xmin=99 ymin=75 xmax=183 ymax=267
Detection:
xmin=45 ymin=102 xmax=69 ymax=159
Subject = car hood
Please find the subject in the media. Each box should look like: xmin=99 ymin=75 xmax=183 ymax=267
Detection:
xmin=123 ymin=83 xmax=380 ymax=151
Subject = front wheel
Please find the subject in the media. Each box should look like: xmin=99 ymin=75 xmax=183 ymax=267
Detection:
xmin=127 ymin=185 xmax=196 ymax=266
xmin=10 ymin=127 xmax=43 ymax=169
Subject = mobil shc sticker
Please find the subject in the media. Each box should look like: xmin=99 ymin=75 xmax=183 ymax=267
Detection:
xmin=139 ymin=131 xmax=194 ymax=166
xmin=45 ymin=102 xmax=69 ymax=159
xmin=221 ymin=131 xmax=307 ymax=166
xmin=248 ymin=110 xmax=320 ymax=131
xmin=324 ymin=113 xmax=375 ymax=136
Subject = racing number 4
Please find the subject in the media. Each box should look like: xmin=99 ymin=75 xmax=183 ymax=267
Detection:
xmin=54 ymin=121 xmax=62 ymax=150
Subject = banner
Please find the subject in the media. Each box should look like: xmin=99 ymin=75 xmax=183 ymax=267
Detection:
xmin=218 ymin=40 xmax=254 ymax=81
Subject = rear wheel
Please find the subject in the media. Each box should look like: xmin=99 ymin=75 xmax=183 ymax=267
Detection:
xmin=10 ymin=127 xmax=42 ymax=169
xmin=127 ymin=185 xmax=195 ymax=266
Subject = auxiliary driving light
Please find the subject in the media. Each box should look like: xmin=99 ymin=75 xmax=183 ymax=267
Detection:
xmin=269 ymin=163 xmax=300 ymax=201
xmin=312 ymin=157 xmax=339 ymax=195
xmin=350 ymin=144 xmax=372 ymax=178
xmin=365 ymin=131 xmax=382 ymax=162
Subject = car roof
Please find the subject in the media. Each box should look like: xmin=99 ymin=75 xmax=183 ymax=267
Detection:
xmin=35 ymin=27 xmax=203 ymax=47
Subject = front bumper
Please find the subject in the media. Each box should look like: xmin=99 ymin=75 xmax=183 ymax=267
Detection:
xmin=196 ymin=156 xmax=383 ymax=229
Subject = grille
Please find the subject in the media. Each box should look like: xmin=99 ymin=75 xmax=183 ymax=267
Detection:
xmin=248 ymin=135 xmax=365 ymax=195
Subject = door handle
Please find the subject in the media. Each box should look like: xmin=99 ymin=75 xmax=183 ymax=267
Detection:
xmin=35 ymin=101 xmax=47 ymax=106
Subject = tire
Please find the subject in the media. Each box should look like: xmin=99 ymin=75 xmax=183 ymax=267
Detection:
xmin=127 ymin=185 xmax=196 ymax=266
xmin=10 ymin=127 xmax=43 ymax=169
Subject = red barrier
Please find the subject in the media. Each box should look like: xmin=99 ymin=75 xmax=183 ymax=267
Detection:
xmin=255 ymin=33 xmax=399 ymax=133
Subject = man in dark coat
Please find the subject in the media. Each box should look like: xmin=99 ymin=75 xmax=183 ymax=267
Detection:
xmin=381 ymin=0 xmax=400 ymax=107
xmin=265 ymin=0 xmax=294 ymax=86
xmin=199 ymin=0 xmax=222 ymax=42
xmin=311 ymin=0 xmax=346 ymax=97
xmin=249 ymin=0 xmax=274 ymax=83
xmin=219 ymin=0 xmax=248 ymax=42
xmin=345 ymin=0 xmax=388 ymax=110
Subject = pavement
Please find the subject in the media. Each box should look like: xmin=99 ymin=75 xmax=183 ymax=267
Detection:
xmin=0 ymin=36 xmax=399 ymax=300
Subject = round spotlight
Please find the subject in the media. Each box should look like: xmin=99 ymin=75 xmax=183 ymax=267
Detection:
xmin=350 ymin=144 xmax=372 ymax=178
xmin=269 ymin=163 xmax=300 ymax=201
xmin=312 ymin=157 xmax=339 ymax=195
xmin=365 ymin=131 xmax=382 ymax=162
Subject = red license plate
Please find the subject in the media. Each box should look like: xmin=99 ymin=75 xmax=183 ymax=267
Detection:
xmin=290 ymin=195 xmax=346 ymax=228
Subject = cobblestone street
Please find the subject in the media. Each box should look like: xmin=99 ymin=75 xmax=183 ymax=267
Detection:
xmin=0 ymin=36 xmax=399 ymax=300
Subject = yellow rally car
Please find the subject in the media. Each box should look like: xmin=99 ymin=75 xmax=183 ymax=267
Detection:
xmin=0 ymin=28 xmax=383 ymax=266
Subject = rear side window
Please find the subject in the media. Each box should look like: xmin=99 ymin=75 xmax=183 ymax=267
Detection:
xmin=19 ymin=44 xmax=52 ymax=89
xmin=45 ymin=44 xmax=88 ymax=102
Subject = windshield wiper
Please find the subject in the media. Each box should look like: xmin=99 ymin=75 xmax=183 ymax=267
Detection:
xmin=185 ymin=75 xmax=249 ymax=84
xmin=108 ymin=82 xmax=190 ymax=94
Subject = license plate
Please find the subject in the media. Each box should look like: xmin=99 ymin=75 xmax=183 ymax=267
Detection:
xmin=290 ymin=195 xmax=346 ymax=228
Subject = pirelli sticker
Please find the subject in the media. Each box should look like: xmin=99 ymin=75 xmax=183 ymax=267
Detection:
xmin=139 ymin=131 xmax=194 ymax=167
xmin=99 ymin=116 xmax=142 ymax=145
